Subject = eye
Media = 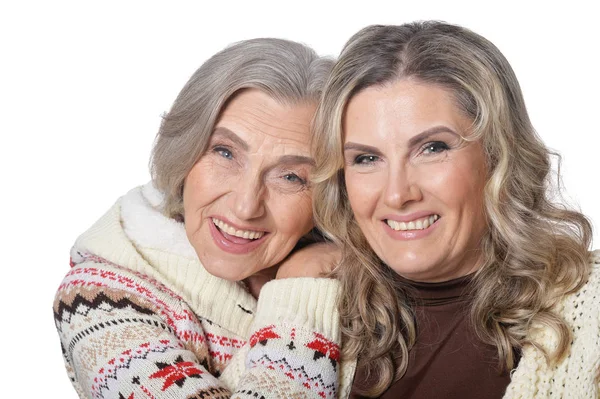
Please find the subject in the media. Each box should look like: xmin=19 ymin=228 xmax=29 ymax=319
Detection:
xmin=422 ymin=141 xmax=449 ymax=155
xmin=213 ymin=146 xmax=233 ymax=159
xmin=282 ymin=173 xmax=306 ymax=185
xmin=354 ymin=154 xmax=380 ymax=165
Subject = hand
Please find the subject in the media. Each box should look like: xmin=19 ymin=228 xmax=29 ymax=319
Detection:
xmin=275 ymin=242 xmax=341 ymax=279
xmin=244 ymin=264 xmax=278 ymax=299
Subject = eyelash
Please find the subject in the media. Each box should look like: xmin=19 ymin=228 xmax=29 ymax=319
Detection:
xmin=212 ymin=145 xmax=306 ymax=186
xmin=351 ymin=141 xmax=450 ymax=165
xmin=353 ymin=154 xmax=380 ymax=165
xmin=421 ymin=141 xmax=450 ymax=155
xmin=213 ymin=145 xmax=233 ymax=159
xmin=282 ymin=173 xmax=307 ymax=186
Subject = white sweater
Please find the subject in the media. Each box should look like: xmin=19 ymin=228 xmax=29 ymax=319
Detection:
xmin=54 ymin=184 xmax=356 ymax=398
xmin=503 ymin=249 xmax=600 ymax=398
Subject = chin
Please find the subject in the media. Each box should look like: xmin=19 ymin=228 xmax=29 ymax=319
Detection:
xmin=389 ymin=265 xmax=430 ymax=280
xmin=201 ymin=259 xmax=251 ymax=282
xmin=384 ymin=255 xmax=439 ymax=281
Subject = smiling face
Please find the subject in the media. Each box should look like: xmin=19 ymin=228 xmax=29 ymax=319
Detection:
xmin=343 ymin=79 xmax=488 ymax=282
xmin=183 ymin=89 xmax=315 ymax=281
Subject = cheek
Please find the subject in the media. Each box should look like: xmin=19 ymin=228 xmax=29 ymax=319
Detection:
xmin=183 ymin=162 xmax=222 ymax=225
xmin=270 ymin=191 xmax=314 ymax=236
xmin=421 ymin=164 xmax=459 ymax=199
xmin=345 ymin=171 xmax=381 ymax=218
xmin=424 ymin=161 xmax=486 ymax=216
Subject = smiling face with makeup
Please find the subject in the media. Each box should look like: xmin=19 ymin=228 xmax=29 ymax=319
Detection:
xmin=183 ymin=89 xmax=315 ymax=282
xmin=343 ymin=79 xmax=488 ymax=282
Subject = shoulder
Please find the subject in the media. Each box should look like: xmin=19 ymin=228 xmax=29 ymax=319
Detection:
xmin=53 ymin=260 xmax=201 ymax=364
xmin=558 ymin=250 xmax=600 ymax=311
xmin=572 ymin=249 xmax=600 ymax=303
xmin=553 ymin=250 xmax=600 ymax=343
xmin=62 ymin=256 xmax=181 ymax=294
xmin=590 ymin=249 xmax=600 ymax=269
xmin=508 ymin=251 xmax=600 ymax=397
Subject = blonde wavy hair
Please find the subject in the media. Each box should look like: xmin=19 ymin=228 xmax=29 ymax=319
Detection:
xmin=312 ymin=21 xmax=593 ymax=396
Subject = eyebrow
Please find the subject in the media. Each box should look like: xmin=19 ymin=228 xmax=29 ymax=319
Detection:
xmin=343 ymin=125 xmax=461 ymax=154
xmin=343 ymin=142 xmax=384 ymax=156
xmin=211 ymin=127 xmax=249 ymax=151
xmin=407 ymin=126 xmax=461 ymax=148
xmin=212 ymin=127 xmax=315 ymax=166
xmin=278 ymin=154 xmax=315 ymax=167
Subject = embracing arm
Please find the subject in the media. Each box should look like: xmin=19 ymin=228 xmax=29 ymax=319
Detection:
xmin=54 ymin=261 xmax=349 ymax=399
xmin=54 ymin=263 xmax=234 ymax=398
xmin=223 ymin=242 xmax=355 ymax=398
xmin=226 ymin=278 xmax=343 ymax=398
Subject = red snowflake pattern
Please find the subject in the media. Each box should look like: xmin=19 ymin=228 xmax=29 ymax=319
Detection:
xmin=306 ymin=333 xmax=340 ymax=366
xmin=249 ymin=325 xmax=281 ymax=347
xmin=149 ymin=356 xmax=203 ymax=390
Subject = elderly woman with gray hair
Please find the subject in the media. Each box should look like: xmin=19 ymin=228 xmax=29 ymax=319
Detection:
xmin=54 ymin=38 xmax=354 ymax=399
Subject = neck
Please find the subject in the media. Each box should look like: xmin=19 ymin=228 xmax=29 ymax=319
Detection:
xmin=243 ymin=265 xmax=278 ymax=298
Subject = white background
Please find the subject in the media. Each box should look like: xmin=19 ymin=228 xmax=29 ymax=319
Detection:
xmin=1 ymin=0 xmax=598 ymax=396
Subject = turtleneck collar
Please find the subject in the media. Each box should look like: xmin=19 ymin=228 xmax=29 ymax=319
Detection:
xmin=400 ymin=273 xmax=475 ymax=306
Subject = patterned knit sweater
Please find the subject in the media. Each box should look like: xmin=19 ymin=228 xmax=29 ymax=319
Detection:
xmin=53 ymin=184 xmax=356 ymax=399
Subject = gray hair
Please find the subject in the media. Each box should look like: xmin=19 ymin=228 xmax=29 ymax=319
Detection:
xmin=151 ymin=38 xmax=333 ymax=218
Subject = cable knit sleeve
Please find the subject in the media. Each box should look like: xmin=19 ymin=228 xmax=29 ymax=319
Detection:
xmin=231 ymin=278 xmax=344 ymax=398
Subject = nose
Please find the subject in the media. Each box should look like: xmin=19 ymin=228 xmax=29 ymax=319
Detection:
xmin=383 ymin=165 xmax=423 ymax=209
xmin=229 ymin=172 xmax=266 ymax=220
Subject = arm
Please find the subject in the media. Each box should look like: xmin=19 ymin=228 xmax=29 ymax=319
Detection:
xmin=55 ymin=261 xmax=346 ymax=399
xmin=275 ymin=242 xmax=341 ymax=279
xmin=231 ymin=278 xmax=342 ymax=399
xmin=223 ymin=243 xmax=351 ymax=398
xmin=54 ymin=262 xmax=234 ymax=399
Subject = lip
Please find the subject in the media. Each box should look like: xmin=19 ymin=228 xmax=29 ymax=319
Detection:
xmin=208 ymin=216 xmax=269 ymax=254
xmin=383 ymin=211 xmax=439 ymax=223
xmin=210 ymin=216 xmax=268 ymax=233
xmin=382 ymin=213 xmax=440 ymax=241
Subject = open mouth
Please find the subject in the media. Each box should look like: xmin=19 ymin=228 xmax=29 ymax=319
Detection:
xmin=385 ymin=214 xmax=440 ymax=231
xmin=209 ymin=217 xmax=268 ymax=255
xmin=212 ymin=217 xmax=265 ymax=240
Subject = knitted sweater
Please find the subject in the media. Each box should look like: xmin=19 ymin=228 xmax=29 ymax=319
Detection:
xmin=53 ymin=184 xmax=356 ymax=399
xmin=502 ymin=249 xmax=600 ymax=398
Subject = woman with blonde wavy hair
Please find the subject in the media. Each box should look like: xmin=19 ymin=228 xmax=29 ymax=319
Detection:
xmin=312 ymin=21 xmax=599 ymax=397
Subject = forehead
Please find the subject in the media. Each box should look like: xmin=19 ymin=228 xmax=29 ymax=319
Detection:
xmin=344 ymin=79 xmax=470 ymax=140
xmin=215 ymin=89 xmax=316 ymax=154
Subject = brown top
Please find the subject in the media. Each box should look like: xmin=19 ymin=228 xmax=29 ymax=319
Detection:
xmin=351 ymin=274 xmax=517 ymax=398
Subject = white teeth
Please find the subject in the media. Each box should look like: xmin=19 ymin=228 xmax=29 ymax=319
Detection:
xmin=212 ymin=218 xmax=264 ymax=240
xmin=386 ymin=215 xmax=440 ymax=231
